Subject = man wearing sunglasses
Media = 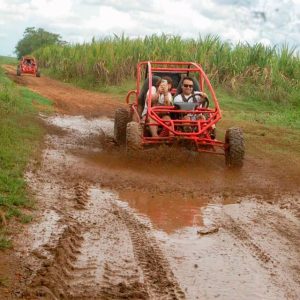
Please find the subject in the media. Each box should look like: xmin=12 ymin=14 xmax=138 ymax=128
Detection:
xmin=174 ymin=76 xmax=207 ymax=104
xmin=173 ymin=76 xmax=209 ymax=132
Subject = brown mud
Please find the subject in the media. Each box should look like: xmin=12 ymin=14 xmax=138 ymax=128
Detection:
xmin=0 ymin=65 xmax=299 ymax=299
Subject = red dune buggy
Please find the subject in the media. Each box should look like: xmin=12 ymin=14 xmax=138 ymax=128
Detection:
xmin=114 ymin=61 xmax=244 ymax=168
xmin=16 ymin=56 xmax=41 ymax=77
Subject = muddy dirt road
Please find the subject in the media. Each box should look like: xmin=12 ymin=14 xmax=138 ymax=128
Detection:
xmin=1 ymin=66 xmax=300 ymax=299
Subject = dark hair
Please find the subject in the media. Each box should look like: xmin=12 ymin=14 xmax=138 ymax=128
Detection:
xmin=156 ymin=76 xmax=173 ymax=89
xmin=162 ymin=76 xmax=173 ymax=86
xmin=182 ymin=76 xmax=194 ymax=85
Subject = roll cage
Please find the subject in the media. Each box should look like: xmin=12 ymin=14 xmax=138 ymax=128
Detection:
xmin=17 ymin=56 xmax=40 ymax=76
xmin=125 ymin=61 xmax=224 ymax=154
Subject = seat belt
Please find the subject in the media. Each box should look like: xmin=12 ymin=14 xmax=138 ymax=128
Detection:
xmin=181 ymin=93 xmax=197 ymax=103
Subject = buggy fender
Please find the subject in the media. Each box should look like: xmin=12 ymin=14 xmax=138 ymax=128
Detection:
xmin=126 ymin=90 xmax=137 ymax=104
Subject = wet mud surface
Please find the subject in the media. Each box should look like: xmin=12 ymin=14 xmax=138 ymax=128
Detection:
xmin=1 ymin=67 xmax=300 ymax=299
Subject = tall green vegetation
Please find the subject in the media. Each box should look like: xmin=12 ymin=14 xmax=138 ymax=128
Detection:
xmin=15 ymin=27 xmax=65 ymax=59
xmin=34 ymin=34 xmax=300 ymax=107
xmin=0 ymin=60 xmax=52 ymax=247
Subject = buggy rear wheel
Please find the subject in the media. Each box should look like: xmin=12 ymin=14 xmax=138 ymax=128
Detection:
xmin=36 ymin=70 xmax=41 ymax=77
xmin=17 ymin=67 xmax=21 ymax=76
xmin=126 ymin=121 xmax=142 ymax=151
xmin=114 ymin=108 xmax=130 ymax=145
xmin=225 ymin=127 xmax=245 ymax=168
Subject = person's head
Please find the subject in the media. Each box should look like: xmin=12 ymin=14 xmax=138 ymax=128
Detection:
xmin=181 ymin=76 xmax=194 ymax=95
xmin=156 ymin=76 xmax=173 ymax=91
xmin=162 ymin=76 xmax=173 ymax=91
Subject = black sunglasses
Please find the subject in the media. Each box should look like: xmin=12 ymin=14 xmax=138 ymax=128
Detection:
xmin=183 ymin=84 xmax=193 ymax=88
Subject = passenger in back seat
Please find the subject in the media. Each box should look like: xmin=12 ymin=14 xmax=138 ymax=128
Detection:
xmin=141 ymin=76 xmax=173 ymax=137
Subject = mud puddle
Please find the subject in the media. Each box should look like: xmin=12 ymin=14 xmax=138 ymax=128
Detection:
xmin=10 ymin=114 xmax=299 ymax=299
xmin=119 ymin=189 xmax=207 ymax=233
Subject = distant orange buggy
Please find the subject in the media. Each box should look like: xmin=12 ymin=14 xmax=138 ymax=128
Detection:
xmin=17 ymin=56 xmax=41 ymax=77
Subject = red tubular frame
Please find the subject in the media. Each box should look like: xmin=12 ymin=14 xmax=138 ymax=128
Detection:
xmin=126 ymin=61 xmax=225 ymax=154
xmin=19 ymin=56 xmax=39 ymax=75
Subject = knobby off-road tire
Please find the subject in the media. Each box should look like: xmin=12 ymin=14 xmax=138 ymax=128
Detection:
xmin=114 ymin=108 xmax=130 ymax=145
xmin=16 ymin=68 xmax=21 ymax=76
xmin=225 ymin=127 xmax=245 ymax=168
xmin=36 ymin=70 xmax=41 ymax=77
xmin=126 ymin=121 xmax=142 ymax=151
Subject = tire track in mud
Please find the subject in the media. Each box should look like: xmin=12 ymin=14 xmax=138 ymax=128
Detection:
xmin=113 ymin=203 xmax=186 ymax=299
xmin=222 ymin=211 xmax=299 ymax=300
xmin=19 ymin=182 xmax=91 ymax=299
xmin=223 ymin=214 xmax=274 ymax=265
xmin=74 ymin=182 xmax=89 ymax=210
xmin=21 ymin=180 xmax=186 ymax=299
xmin=22 ymin=181 xmax=90 ymax=299
xmin=20 ymin=118 xmax=156 ymax=299
xmin=255 ymin=208 xmax=300 ymax=288
xmin=98 ymin=262 xmax=149 ymax=300
xmin=25 ymin=222 xmax=84 ymax=299
xmin=258 ymin=209 xmax=300 ymax=249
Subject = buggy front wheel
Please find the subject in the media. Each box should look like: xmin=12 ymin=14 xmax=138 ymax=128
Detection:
xmin=114 ymin=108 xmax=130 ymax=145
xmin=126 ymin=121 xmax=142 ymax=151
xmin=225 ymin=127 xmax=245 ymax=168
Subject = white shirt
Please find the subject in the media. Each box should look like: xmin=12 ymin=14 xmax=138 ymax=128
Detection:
xmin=142 ymin=86 xmax=172 ymax=117
xmin=173 ymin=93 xmax=201 ymax=103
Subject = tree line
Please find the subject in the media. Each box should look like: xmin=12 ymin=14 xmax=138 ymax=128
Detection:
xmin=15 ymin=27 xmax=65 ymax=59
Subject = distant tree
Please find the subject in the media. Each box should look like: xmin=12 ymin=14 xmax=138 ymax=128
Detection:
xmin=15 ymin=27 xmax=66 ymax=59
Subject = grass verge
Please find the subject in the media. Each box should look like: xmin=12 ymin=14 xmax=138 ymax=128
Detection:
xmin=0 ymin=56 xmax=17 ymax=66
xmin=215 ymin=88 xmax=300 ymax=129
xmin=0 ymin=59 xmax=52 ymax=248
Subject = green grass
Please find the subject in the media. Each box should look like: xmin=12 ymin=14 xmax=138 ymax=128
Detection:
xmin=20 ymin=88 xmax=52 ymax=107
xmin=0 ymin=56 xmax=18 ymax=66
xmin=0 ymin=63 xmax=52 ymax=248
xmin=216 ymin=88 xmax=300 ymax=129
xmin=0 ymin=234 xmax=11 ymax=249
xmin=20 ymin=214 xmax=33 ymax=224
xmin=0 ymin=276 xmax=9 ymax=287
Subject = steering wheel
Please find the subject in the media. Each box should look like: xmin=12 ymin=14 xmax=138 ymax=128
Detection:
xmin=185 ymin=91 xmax=209 ymax=108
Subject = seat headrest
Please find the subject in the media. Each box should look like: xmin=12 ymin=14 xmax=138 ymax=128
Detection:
xmin=138 ymin=75 xmax=161 ymax=106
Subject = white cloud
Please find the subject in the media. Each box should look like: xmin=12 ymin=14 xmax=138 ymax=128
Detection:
xmin=84 ymin=5 xmax=136 ymax=32
xmin=0 ymin=0 xmax=30 ymax=21
xmin=29 ymin=0 xmax=73 ymax=19
xmin=0 ymin=0 xmax=299 ymax=56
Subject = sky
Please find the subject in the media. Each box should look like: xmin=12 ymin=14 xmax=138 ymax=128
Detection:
xmin=0 ymin=0 xmax=300 ymax=56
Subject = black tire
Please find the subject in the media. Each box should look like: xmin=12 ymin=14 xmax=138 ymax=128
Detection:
xmin=17 ymin=68 xmax=21 ymax=76
xmin=114 ymin=108 xmax=130 ymax=145
xmin=225 ymin=127 xmax=245 ymax=168
xmin=36 ymin=70 xmax=41 ymax=77
xmin=126 ymin=121 xmax=142 ymax=151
